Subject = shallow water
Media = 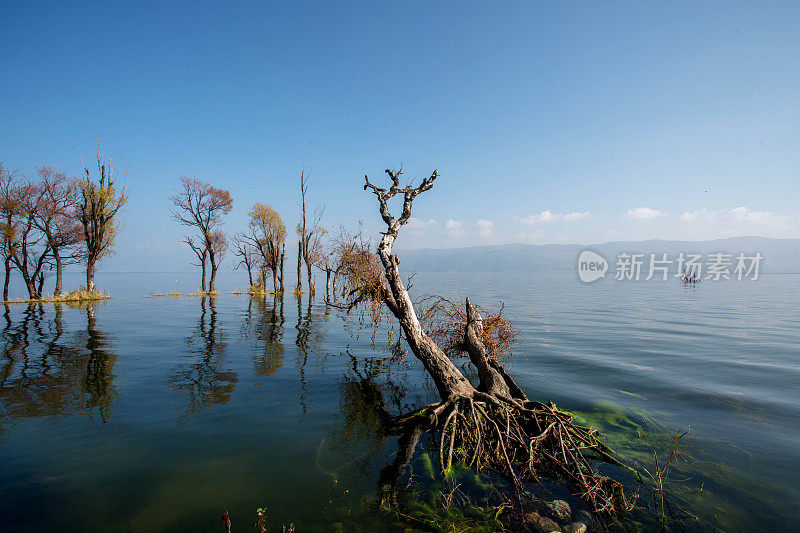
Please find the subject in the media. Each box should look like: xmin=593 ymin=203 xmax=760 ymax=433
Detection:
xmin=0 ymin=271 xmax=798 ymax=531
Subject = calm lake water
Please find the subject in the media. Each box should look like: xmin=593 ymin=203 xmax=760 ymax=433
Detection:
xmin=0 ymin=271 xmax=798 ymax=531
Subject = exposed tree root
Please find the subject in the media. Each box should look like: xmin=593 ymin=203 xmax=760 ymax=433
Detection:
xmin=386 ymin=392 xmax=633 ymax=520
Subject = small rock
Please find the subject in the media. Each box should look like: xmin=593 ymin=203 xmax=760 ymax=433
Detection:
xmin=525 ymin=512 xmax=561 ymax=533
xmin=546 ymin=499 xmax=572 ymax=522
xmin=563 ymin=523 xmax=587 ymax=533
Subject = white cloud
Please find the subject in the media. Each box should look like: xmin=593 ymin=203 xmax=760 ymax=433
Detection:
xmin=680 ymin=208 xmax=713 ymax=222
xmin=520 ymin=210 xmax=560 ymax=225
xmin=564 ymin=211 xmax=590 ymax=222
xmin=476 ymin=219 xmax=494 ymax=237
xmin=406 ymin=217 xmax=437 ymax=229
xmin=625 ymin=207 xmax=664 ymax=219
xmin=445 ymin=219 xmax=466 ymax=237
xmin=728 ymin=206 xmax=777 ymax=224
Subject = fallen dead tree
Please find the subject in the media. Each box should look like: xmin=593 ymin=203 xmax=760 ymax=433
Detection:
xmin=336 ymin=168 xmax=635 ymax=521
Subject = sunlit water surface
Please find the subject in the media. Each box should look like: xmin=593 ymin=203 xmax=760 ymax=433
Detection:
xmin=0 ymin=271 xmax=798 ymax=531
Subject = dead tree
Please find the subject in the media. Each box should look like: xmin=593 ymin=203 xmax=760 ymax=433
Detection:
xmin=318 ymin=251 xmax=334 ymax=302
xmin=343 ymin=168 xmax=631 ymax=519
xmin=184 ymin=236 xmax=208 ymax=290
xmin=77 ymin=143 xmax=127 ymax=292
xmin=231 ymin=234 xmax=256 ymax=286
xmin=296 ymin=170 xmax=325 ymax=294
xmin=295 ymin=240 xmax=302 ymax=293
xmin=295 ymin=170 xmax=307 ymax=293
xmin=279 ymin=242 xmax=285 ymax=293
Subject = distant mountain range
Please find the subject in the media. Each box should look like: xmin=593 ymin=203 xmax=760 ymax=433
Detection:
xmin=396 ymin=237 xmax=800 ymax=273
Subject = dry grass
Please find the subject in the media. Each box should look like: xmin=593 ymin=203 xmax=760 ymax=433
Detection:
xmin=247 ymin=285 xmax=275 ymax=296
xmin=4 ymin=288 xmax=111 ymax=304
xmin=185 ymin=290 xmax=219 ymax=297
xmin=145 ymin=290 xmax=181 ymax=298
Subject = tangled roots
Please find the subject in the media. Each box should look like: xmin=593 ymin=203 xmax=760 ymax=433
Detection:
xmin=423 ymin=396 xmax=632 ymax=516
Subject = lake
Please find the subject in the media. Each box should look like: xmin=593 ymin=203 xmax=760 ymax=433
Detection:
xmin=0 ymin=271 xmax=798 ymax=531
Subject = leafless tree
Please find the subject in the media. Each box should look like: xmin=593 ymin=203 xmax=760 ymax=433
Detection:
xmin=295 ymin=170 xmax=308 ymax=293
xmin=184 ymin=235 xmax=208 ymax=288
xmin=296 ymin=170 xmax=325 ymax=294
xmin=317 ymin=223 xmax=362 ymax=303
xmin=231 ymin=233 xmax=257 ymax=287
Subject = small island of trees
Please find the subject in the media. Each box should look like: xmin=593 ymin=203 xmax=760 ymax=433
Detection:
xmin=0 ymin=145 xmax=125 ymax=303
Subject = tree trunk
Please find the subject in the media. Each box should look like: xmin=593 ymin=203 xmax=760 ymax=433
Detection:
xmin=246 ymin=264 xmax=253 ymax=287
xmin=208 ymin=253 xmax=218 ymax=292
xmin=87 ymin=257 xmax=96 ymax=292
xmin=36 ymin=273 xmax=44 ymax=297
xmin=365 ymin=172 xmax=476 ymax=401
xmin=279 ymin=244 xmax=285 ymax=292
xmin=272 ymin=266 xmax=279 ymax=293
xmin=332 ymin=271 xmax=338 ymax=300
xmin=325 ymin=269 xmax=331 ymax=302
xmin=3 ymin=257 xmax=11 ymax=301
xmin=296 ymin=241 xmax=302 ymax=292
xmin=463 ymin=298 xmax=515 ymax=398
xmin=21 ymin=269 xmax=37 ymax=300
xmin=53 ymin=251 xmax=63 ymax=297
xmin=306 ymin=260 xmax=314 ymax=295
xmin=200 ymin=257 xmax=207 ymax=292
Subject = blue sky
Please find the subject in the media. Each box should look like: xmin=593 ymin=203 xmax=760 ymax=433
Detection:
xmin=1 ymin=1 xmax=799 ymax=271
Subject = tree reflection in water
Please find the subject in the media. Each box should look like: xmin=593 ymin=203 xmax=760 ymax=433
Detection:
xmin=322 ymin=352 xmax=417 ymax=489
xmin=169 ymin=296 xmax=238 ymax=413
xmin=243 ymin=294 xmax=285 ymax=377
xmin=294 ymin=293 xmax=330 ymax=415
xmin=0 ymin=302 xmax=118 ymax=426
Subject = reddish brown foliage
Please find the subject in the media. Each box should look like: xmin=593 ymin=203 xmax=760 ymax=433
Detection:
xmin=418 ymin=295 xmax=517 ymax=362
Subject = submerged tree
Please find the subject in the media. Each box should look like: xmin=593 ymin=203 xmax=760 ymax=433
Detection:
xmin=296 ymin=170 xmax=325 ymax=294
xmin=0 ymin=164 xmax=21 ymax=300
xmin=33 ymin=167 xmax=83 ymax=296
xmin=9 ymin=180 xmax=52 ymax=299
xmin=339 ymin=168 xmax=631 ymax=521
xmin=170 ymin=177 xmax=233 ymax=292
xmin=244 ymin=203 xmax=286 ymax=293
xmin=324 ymin=223 xmax=369 ymax=304
xmin=1 ymin=164 xmax=84 ymax=300
xmin=231 ymin=233 xmax=257 ymax=287
xmin=77 ymin=144 xmax=127 ymax=292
